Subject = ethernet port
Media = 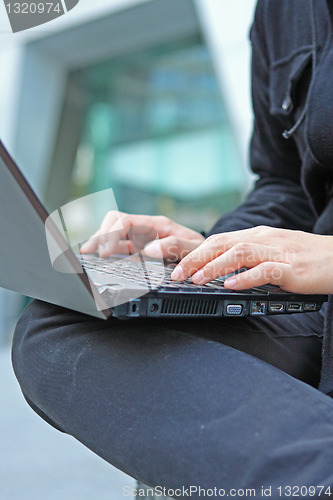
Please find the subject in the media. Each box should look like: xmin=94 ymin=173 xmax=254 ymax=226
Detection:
xmin=251 ymin=301 xmax=267 ymax=315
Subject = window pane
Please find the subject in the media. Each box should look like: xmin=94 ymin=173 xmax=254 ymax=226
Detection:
xmin=70 ymin=38 xmax=245 ymax=231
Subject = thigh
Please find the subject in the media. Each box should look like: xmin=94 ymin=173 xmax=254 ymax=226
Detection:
xmin=13 ymin=299 xmax=323 ymax=388
xmin=191 ymin=311 xmax=324 ymax=387
xmin=12 ymin=300 xmax=332 ymax=495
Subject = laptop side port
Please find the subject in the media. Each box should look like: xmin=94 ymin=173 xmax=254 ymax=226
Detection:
xmin=269 ymin=302 xmax=284 ymax=313
xmin=251 ymin=301 xmax=267 ymax=315
xmin=150 ymin=303 xmax=159 ymax=313
xmin=147 ymin=299 xmax=162 ymax=316
xmin=226 ymin=304 xmax=243 ymax=315
xmin=129 ymin=300 xmax=140 ymax=317
xmin=287 ymin=302 xmax=303 ymax=312
xmin=304 ymin=303 xmax=316 ymax=311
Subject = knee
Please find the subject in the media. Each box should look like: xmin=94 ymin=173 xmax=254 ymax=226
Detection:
xmin=11 ymin=299 xmax=84 ymax=431
xmin=12 ymin=303 xmax=65 ymax=432
xmin=11 ymin=300 xmax=54 ymax=413
xmin=12 ymin=300 xmax=39 ymax=398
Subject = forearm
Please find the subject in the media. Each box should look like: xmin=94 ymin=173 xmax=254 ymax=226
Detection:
xmin=207 ymin=177 xmax=316 ymax=237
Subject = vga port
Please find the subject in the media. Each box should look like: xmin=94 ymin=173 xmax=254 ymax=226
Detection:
xmin=226 ymin=304 xmax=243 ymax=315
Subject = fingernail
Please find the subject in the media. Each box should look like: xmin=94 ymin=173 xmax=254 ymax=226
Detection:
xmin=105 ymin=241 xmax=111 ymax=255
xmin=98 ymin=244 xmax=105 ymax=257
xmin=171 ymin=266 xmax=183 ymax=280
xmin=224 ymin=278 xmax=237 ymax=288
xmin=192 ymin=270 xmax=204 ymax=284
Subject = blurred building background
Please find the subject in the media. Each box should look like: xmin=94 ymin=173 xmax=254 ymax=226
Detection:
xmin=0 ymin=0 xmax=256 ymax=498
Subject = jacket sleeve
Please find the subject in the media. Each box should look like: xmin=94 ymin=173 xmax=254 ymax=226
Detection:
xmin=206 ymin=0 xmax=316 ymax=237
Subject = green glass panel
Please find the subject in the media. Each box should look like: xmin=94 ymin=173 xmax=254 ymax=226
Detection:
xmin=70 ymin=38 xmax=245 ymax=231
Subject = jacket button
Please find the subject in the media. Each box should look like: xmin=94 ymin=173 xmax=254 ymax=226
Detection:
xmin=282 ymin=94 xmax=292 ymax=111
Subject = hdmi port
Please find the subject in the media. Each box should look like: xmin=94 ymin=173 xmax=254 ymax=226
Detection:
xmin=269 ymin=303 xmax=284 ymax=313
xmin=287 ymin=302 xmax=303 ymax=312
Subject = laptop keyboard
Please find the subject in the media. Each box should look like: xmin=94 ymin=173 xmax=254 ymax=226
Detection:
xmin=78 ymin=254 xmax=227 ymax=291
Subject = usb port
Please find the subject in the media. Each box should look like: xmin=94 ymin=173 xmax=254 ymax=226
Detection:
xmin=304 ymin=303 xmax=316 ymax=311
xmin=287 ymin=302 xmax=303 ymax=312
xmin=269 ymin=303 xmax=284 ymax=313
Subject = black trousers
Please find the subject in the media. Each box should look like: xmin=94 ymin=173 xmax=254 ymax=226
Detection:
xmin=11 ymin=299 xmax=333 ymax=498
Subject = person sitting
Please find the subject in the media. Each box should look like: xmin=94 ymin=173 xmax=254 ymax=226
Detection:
xmin=11 ymin=0 xmax=333 ymax=495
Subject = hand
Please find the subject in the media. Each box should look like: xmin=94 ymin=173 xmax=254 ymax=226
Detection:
xmin=80 ymin=211 xmax=205 ymax=261
xmin=171 ymin=225 xmax=333 ymax=294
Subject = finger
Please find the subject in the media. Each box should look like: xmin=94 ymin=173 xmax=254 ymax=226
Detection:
xmin=97 ymin=212 xmax=126 ymax=254
xmin=80 ymin=230 xmax=101 ymax=253
xmin=191 ymin=243 xmax=287 ymax=284
xmin=81 ymin=230 xmax=127 ymax=257
xmin=105 ymin=214 xmax=173 ymax=239
xmin=98 ymin=213 xmax=156 ymax=243
xmin=129 ymin=227 xmax=159 ymax=251
xmin=112 ymin=240 xmax=137 ymax=255
xmin=81 ymin=212 xmax=149 ymax=255
xmin=144 ymin=236 xmax=202 ymax=260
xmin=100 ymin=226 xmax=159 ymax=257
xmin=171 ymin=230 xmax=251 ymax=280
xmin=80 ymin=211 xmax=125 ymax=255
xmin=96 ymin=228 xmax=157 ymax=258
xmin=172 ymin=226 xmax=284 ymax=281
xmin=224 ymin=261 xmax=291 ymax=290
xmin=82 ymin=213 xmax=174 ymax=257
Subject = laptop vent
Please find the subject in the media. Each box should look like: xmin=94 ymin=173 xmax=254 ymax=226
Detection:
xmin=161 ymin=298 xmax=219 ymax=316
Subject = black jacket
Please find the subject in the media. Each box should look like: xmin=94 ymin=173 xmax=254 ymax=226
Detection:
xmin=208 ymin=0 xmax=333 ymax=396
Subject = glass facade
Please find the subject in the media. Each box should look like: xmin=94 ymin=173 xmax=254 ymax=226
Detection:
xmin=69 ymin=37 xmax=245 ymax=232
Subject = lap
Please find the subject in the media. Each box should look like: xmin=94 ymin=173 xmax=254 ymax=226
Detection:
xmin=11 ymin=299 xmax=333 ymax=496
xmin=13 ymin=298 xmax=323 ymax=387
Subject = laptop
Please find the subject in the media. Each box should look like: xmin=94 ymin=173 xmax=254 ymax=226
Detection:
xmin=0 ymin=140 xmax=327 ymax=320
